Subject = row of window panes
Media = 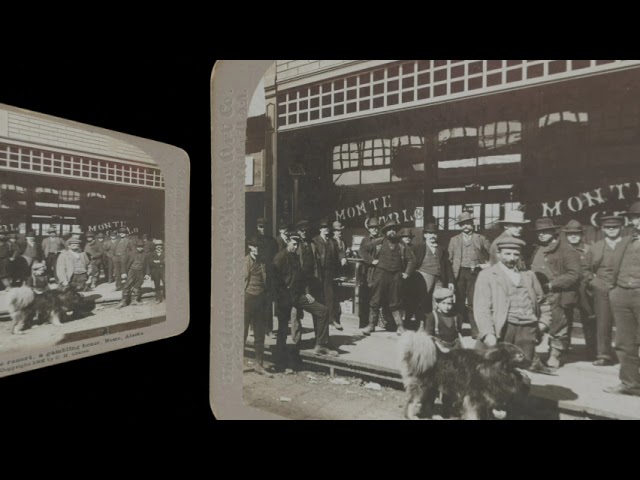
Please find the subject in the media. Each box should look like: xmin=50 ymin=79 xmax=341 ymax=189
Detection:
xmin=433 ymin=202 xmax=521 ymax=230
xmin=1 ymin=185 xmax=107 ymax=202
xmin=277 ymin=60 xmax=620 ymax=127
xmin=0 ymin=144 xmax=164 ymax=188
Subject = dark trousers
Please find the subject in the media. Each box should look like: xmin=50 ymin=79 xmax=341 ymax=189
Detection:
xmin=609 ymin=287 xmax=640 ymax=391
xmin=455 ymin=267 xmax=479 ymax=337
xmin=245 ymin=292 xmax=267 ymax=350
xmin=359 ymin=283 xmax=371 ymax=329
xmin=105 ymin=255 xmax=114 ymax=282
xmin=151 ymin=268 xmax=165 ymax=300
xmin=319 ymin=271 xmax=338 ymax=324
xmin=70 ymin=272 xmax=88 ymax=292
xmin=502 ymin=322 xmax=538 ymax=365
xmin=88 ymin=259 xmax=102 ymax=286
xmin=276 ymin=292 xmax=330 ymax=351
xmin=370 ymin=269 xmax=402 ymax=312
xmin=541 ymin=293 xmax=572 ymax=352
xmin=122 ymin=269 xmax=144 ymax=302
xmin=412 ymin=271 xmax=442 ymax=324
xmin=112 ymin=255 xmax=127 ymax=289
xmin=591 ymin=284 xmax=615 ymax=361
xmin=46 ymin=252 xmax=59 ymax=280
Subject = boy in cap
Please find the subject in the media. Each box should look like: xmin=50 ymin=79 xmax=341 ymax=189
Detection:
xmin=474 ymin=237 xmax=554 ymax=374
xmin=563 ymin=220 xmax=597 ymax=361
xmin=112 ymin=227 xmax=134 ymax=291
xmin=529 ymin=218 xmax=581 ymax=369
xmin=117 ymin=240 xmax=151 ymax=308
xmin=603 ymin=202 xmax=640 ymax=397
xmin=84 ymin=232 xmax=104 ymax=290
xmin=447 ymin=212 xmax=491 ymax=338
xmin=150 ymin=240 xmax=166 ymax=303
xmin=56 ymin=238 xmax=90 ymax=291
xmin=420 ymin=287 xmax=462 ymax=350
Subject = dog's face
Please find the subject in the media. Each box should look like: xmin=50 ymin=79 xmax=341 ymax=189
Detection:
xmin=482 ymin=343 xmax=528 ymax=367
xmin=58 ymin=285 xmax=84 ymax=312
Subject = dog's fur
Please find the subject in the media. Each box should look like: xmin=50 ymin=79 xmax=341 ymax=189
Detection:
xmin=8 ymin=285 xmax=85 ymax=335
xmin=399 ymin=331 xmax=531 ymax=420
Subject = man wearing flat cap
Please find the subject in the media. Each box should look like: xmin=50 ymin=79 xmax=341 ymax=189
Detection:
xmin=42 ymin=227 xmax=65 ymax=282
xmin=112 ymin=227 xmax=134 ymax=291
xmin=56 ymin=237 xmax=90 ymax=291
xmin=448 ymin=212 xmax=491 ymax=338
xmin=410 ymin=223 xmax=454 ymax=327
xmin=314 ymin=218 xmax=346 ymax=331
xmin=358 ymin=217 xmax=382 ymax=328
xmin=272 ymin=230 xmax=337 ymax=368
xmin=530 ymin=217 xmax=581 ymax=369
xmin=361 ymin=219 xmax=417 ymax=336
xmin=489 ymin=210 xmax=530 ymax=269
xmin=474 ymin=236 xmax=554 ymax=374
xmin=563 ymin=220 xmax=597 ymax=361
xmin=117 ymin=240 xmax=151 ymax=308
xmin=603 ymin=201 xmax=640 ymax=397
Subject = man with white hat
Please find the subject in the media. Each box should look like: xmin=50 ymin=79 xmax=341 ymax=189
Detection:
xmin=489 ymin=210 xmax=530 ymax=269
xmin=603 ymin=201 xmax=640 ymax=397
xmin=447 ymin=211 xmax=491 ymax=338
xmin=529 ymin=217 xmax=581 ymax=370
xmin=361 ymin=219 xmax=417 ymax=336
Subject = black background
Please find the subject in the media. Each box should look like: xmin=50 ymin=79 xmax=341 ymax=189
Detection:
xmin=0 ymin=48 xmax=216 ymax=434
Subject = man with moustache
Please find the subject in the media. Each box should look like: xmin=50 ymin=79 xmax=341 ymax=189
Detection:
xmin=361 ymin=219 xmax=417 ymax=336
xmin=490 ymin=210 xmax=530 ymax=269
xmin=564 ymin=220 xmax=597 ymax=362
xmin=474 ymin=237 xmax=554 ymax=374
xmin=112 ymin=227 xmax=134 ymax=291
xmin=56 ymin=238 xmax=90 ymax=291
xmin=358 ymin=217 xmax=382 ymax=328
xmin=448 ymin=212 xmax=491 ymax=338
xmin=410 ymin=223 xmax=454 ymax=328
xmin=603 ymin=201 xmax=640 ymax=397
xmin=84 ymin=232 xmax=104 ymax=291
xmin=314 ymin=218 xmax=346 ymax=330
xmin=530 ymin=218 xmax=581 ymax=370
xmin=103 ymin=231 xmax=118 ymax=283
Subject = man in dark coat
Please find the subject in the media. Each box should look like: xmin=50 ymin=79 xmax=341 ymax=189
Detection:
xmin=117 ymin=240 xmax=150 ymax=308
xmin=529 ymin=218 xmax=581 ymax=369
xmin=603 ymin=202 xmax=640 ymax=397
xmin=361 ymin=219 xmax=417 ymax=336
xmin=410 ymin=223 xmax=455 ymax=328
xmin=0 ymin=231 xmax=12 ymax=291
xmin=275 ymin=219 xmax=290 ymax=252
xmin=149 ymin=241 xmax=166 ymax=303
xmin=313 ymin=218 xmax=345 ymax=330
xmin=358 ymin=217 xmax=381 ymax=328
xmin=84 ymin=232 xmax=104 ymax=290
xmin=112 ymin=227 xmax=134 ymax=291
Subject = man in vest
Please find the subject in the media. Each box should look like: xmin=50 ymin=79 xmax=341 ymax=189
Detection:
xmin=314 ymin=218 xmax=346 ymax=330
xmin=112 ymin=227 xmax=134 ymax=291
xmin=474 ymin=237 xmax=554 ymax=374
xmin=84 ymin=232 xmax=104 ymax=290
xmin=56 ymin=238 xmax=90 ymax=291
xmin=42 ymin=227 xmax=65 ymax=282
xmin=448 ymin=212 xmax=491 ymax=338
xmin=604 ymin=202 xmax=640 ymax=397
xmin=361 ymin=219 xmax=417 ymax=336
xmin=358 ymin=217 xmax=381 ymax=328
xmin=530 ymin=218 xmax=581 ymax=370
xmin=490 ymin=210 xmax=530 ymax=268
xmin=564 ymin=220 xmax=597 ymax=362
xmin=410 ymin=223 xmax=454 ymax=328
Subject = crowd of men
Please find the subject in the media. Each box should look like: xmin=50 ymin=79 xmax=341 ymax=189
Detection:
xmin=0 ymin=227 xmax=166 ymax=308
xmin=246 ymin=204 xmax=640 ymax=398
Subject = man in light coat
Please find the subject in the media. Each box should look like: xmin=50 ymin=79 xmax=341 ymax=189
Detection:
xmin=56 ymin=238 xmax=90 ymax=291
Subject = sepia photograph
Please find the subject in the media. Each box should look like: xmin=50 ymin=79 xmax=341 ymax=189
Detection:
xmin=0 ymin=104 xmax=173 ymax=368
xmin=214 ymin=60 xmax=640 ymax=420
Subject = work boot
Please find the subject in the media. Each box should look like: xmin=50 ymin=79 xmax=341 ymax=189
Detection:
xmin=362 ymin=308 xmax=379 ymax=336
xmin=254 ymin=345 xmax=274 ymax=377
xmin=393 ymin=310 xmax=406 ymax=336
xmin=546 ymin=348 xmax=562 ymax=369
xmin=116 ymin=300 xmax=127 ymax=309
xmin=528 ymin=356 xmax=557 ymax=376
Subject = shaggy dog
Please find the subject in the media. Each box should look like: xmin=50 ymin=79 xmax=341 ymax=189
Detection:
xmin=8 ymin=285 xmax=85 ymax=335
xmin=399 ymin=331 xmax=531 ymax=420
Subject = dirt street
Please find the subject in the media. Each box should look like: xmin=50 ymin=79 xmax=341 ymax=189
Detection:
xmin=0 ymin=300 xmax=166 ymax=354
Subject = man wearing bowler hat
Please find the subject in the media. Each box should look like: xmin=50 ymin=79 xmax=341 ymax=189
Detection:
xmin=112 ymin=227 xmax=134 ymax=291
xmin=564 ymin=220 xmax=597 ymax=361
xmin=410 ymin=222 xmax=454 ymax=328
xmin=530 ymin=217 xmax=581 ymax=369
xmin=361 ymin=219 xmax=417 ymax=336
xmin=448 ymin=211 xmax=491 ymax=338
xmin=42 ymin=227 xmax=65 ymax=281
xmin=358 ymin=217 xmax=382 ymax=328
xmin=474 ymin=236 xmax=554 ymax=374
xmin=603 ymin=201 xmax=640 ymax=397
xmin=314 ymin=218 xmax=345 ymax=330
xmin=490 ymin=210 xmax=530 ymax=269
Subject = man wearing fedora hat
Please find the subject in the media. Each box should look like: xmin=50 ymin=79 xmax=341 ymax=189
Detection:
xmin=490 ymin=210 xmax=530 ymax=269
xmin=475 ymin=237 xmax=554 ymax=374
xmin=314 ymin=218 xmax=345 ymax=331
xmin=361 ymin=219 xmax=417 ymax=336
xmin=359 ymin=217 xmax=382 ymax=328
xmin=563 ymin=220 xmax=598 ymax=362
xmin=42 ymin=227 xmax=65 ymax=281
xmin=602 ymin=201 xmax=640 ymax=397
xmin=255 ymin=217 xmax=278 ymax=265
xmin=332 ymin=220 xmax=348 ymax=258
xmin=448 ymin=212 xmax=491 ymax=338
xmin=410 ymin=222 xmax=454 ymax=328
xmin=530 ymin=217 xmax=581 ymax=369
